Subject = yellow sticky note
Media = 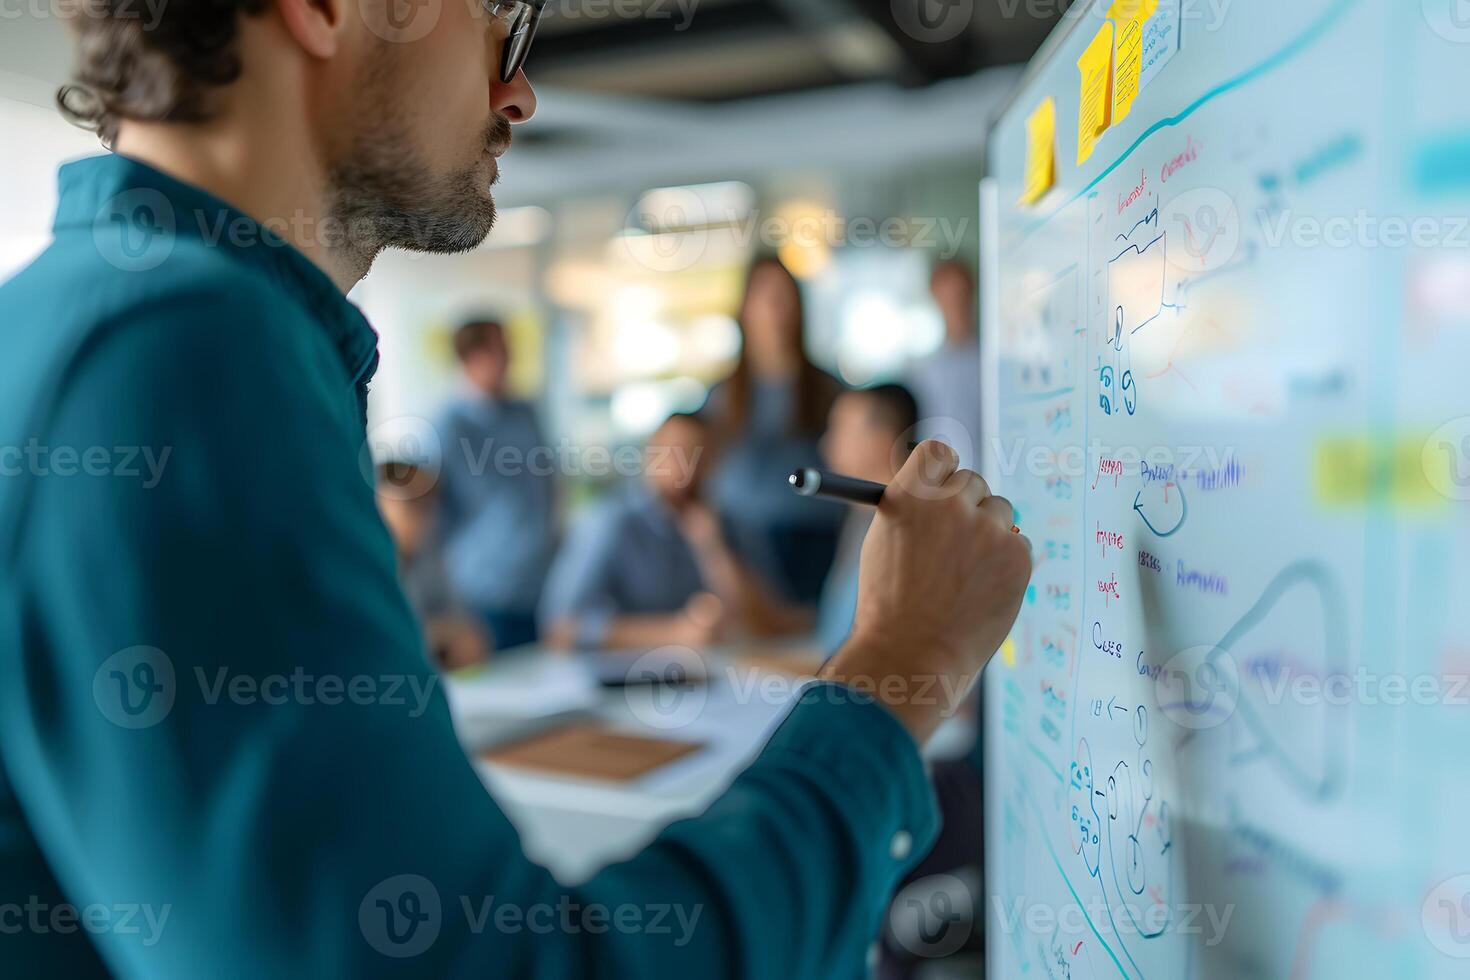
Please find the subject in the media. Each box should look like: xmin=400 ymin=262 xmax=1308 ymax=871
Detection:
xmin=1076 ymin=23 xmax=1114 ymax=165
xmin=1313 ymin=435 xmax=1446 ymax=509
xmin=1108 ymin=0 xmax=1159 ymax=22
xmin=1109 ymin=0 xmax=1158 ymax=126
xmin=1313 ymin=437 xmax=1374 ymax=505
xmin=1021 ymin=97 xmax=1057 ymax=206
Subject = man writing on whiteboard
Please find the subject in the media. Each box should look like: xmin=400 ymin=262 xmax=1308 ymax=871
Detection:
xmin=0 ymin=2 xmax=1032 ymax=975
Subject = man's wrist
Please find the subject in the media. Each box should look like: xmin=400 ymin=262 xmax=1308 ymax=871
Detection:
xmin=821 ymin=631 xmax=955 ymax=746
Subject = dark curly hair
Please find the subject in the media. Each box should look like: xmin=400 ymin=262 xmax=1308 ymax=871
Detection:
xmin=57 ymin=0 xmax=271 ymax=146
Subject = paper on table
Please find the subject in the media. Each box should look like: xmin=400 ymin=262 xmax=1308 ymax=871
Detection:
xmin=1077 ymin=21 xmax=1115 ymax=165
xmin=445 ymin=657 xmax=600 ymax=721
xmin=1021 ymin=97 xmax=1058 ymax=205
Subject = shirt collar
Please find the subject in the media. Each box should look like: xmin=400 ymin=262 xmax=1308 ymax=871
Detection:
xmin=52 ymin=153 xmax=380 ymax=390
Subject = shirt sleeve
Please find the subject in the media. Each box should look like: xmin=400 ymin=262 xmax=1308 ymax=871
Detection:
xmin=0 ymin=287 xmax=938 ymax=980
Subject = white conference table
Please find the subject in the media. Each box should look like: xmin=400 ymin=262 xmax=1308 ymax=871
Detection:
xmin=443 ymin=646 xmax=974 ymax=885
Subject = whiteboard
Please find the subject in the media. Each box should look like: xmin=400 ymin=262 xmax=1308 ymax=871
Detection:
xmin=980 ymin=1 xmax=1470 ymax=977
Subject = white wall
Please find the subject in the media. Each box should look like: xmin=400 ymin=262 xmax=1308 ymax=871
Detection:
xmin=0 ymin=96 xmax=101 ymax=284
xmin=0 ymin=16 xmax=99 ymax=283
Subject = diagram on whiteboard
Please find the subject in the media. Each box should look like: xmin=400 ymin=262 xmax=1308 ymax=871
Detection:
xmin=983 ymin=1 xmax=1470 ymax=978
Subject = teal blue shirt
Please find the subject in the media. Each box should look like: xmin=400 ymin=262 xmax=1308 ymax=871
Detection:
xmin=0 ymin=154 xmax=938 ymax=978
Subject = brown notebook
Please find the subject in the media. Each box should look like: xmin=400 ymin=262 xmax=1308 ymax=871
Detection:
xmin=483 ymin=723 xmax=704 ymax=782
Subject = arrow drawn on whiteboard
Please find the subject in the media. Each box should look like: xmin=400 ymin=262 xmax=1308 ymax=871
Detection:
xmin=1133 ymin=483 xmax=1187 ymax=537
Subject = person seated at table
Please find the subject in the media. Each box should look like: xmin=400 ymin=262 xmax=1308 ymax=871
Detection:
xmin=814 ymin=384 xmax=920 ymax=656
xmin=541 ymin=412 xmax=804 ymax=651
xmin=375 ymin=460 xmax=493 ymax=673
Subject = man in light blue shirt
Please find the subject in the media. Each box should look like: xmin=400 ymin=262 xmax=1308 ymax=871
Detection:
xmin=908 ymin=261 xmax=983 ymax=469
xmin=437 ymin=318 xmax=556 ymax=650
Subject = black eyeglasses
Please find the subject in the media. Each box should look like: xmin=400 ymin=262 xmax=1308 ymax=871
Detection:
xmin=483 ymin=0 xmax=547 ymax=84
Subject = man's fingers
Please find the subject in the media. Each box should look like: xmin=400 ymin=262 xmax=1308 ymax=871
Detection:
xmin=980 ymin=494 xmax=1016 ymax=529
xmin=944 ymin=469 xmax=992 ymax=509
xmin=890 ymin=440 xmax=961 ymax=500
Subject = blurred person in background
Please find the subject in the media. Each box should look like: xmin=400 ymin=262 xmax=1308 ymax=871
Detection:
xmin=436 ymin=318 xmax=556 ymax=651
xmin=375 ymin=460 xmax=493 ymax=673
xmin=908 ymin=259 xmax=982 ymax=468
xmin=542 ymin=412 xmax=803 ymax=651
xmin=813 ymin=384 xmax=919 ymax=657
xmin=703 ymin=256 xmax=846 ymax=605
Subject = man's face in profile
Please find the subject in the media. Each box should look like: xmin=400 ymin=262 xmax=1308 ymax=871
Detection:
xmin=330 ymin=0 xmax=534 ymax=257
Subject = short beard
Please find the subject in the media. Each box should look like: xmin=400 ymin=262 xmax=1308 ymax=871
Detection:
xmin=324 ymin=58 xmax=510 ymax=276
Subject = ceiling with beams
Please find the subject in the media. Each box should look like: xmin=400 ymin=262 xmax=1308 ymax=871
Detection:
xmin=529 ymin=0 xmax=1071 ymax=101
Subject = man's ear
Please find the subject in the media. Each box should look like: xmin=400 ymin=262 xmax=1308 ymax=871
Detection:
xmin=275 ymin=0 xmax=350 ymax=58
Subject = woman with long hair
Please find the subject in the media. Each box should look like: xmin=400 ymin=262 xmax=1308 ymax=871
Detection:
xmin=703 ymin=256 xmax=846 ymax=604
